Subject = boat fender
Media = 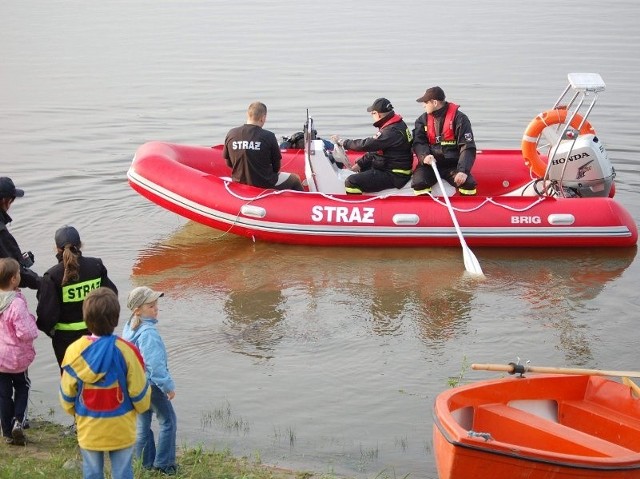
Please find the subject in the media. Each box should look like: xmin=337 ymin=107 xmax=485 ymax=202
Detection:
xmin=521 ymin=109 xmax=595 ymax=178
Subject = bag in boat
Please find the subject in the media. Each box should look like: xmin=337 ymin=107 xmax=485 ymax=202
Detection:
xmin=331 ymin=143 xmax=350 ymax=168
xmin=281 ymin=131 xmax=334 ymax=151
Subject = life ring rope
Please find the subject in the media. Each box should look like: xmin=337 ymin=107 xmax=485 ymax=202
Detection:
xmin=521 ymin=108 xmax=596 ymax=178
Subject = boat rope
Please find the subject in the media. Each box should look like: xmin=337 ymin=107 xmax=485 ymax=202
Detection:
xmin=280 ymin=149 xmax=302 ymax=170
xmin=179 ymin=181 xmax=284 ymax=242
xmin=197 ymin=208 xmax=248 ymax=242
xmin=222 ymin=181 xmax=549 ymax=214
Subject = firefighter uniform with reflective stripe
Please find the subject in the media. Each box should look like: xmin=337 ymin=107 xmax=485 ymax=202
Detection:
xmin=411 ymin=102 xmax=478 ymax=195
xmin=36 ymin=254 xmax=118 ymax=367
xmin=343 ymin=113 xmax=413 ymax=194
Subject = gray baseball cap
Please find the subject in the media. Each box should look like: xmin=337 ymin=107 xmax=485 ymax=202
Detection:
xmin=127 ymin=286 xmax=164 ymax=311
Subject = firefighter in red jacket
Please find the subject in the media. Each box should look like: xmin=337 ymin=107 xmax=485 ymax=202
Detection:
xmin=411 ymin=86 xmax=477 ymax=196
xmin=332 ymin=98 xmax=413 ymax=194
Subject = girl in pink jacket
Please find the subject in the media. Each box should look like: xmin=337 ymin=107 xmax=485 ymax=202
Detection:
xmin=0 ymin=258 xmax=38 ymax=445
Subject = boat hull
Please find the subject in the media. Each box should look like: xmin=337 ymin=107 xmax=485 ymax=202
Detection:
xmin=433 ymin=375 xmax=640 ymax=479
xmin=127 ymin=142 xmax=638 ymax=247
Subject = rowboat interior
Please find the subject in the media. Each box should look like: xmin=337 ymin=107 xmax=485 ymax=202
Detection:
xmin=433 ymin=374 xmax=640 ymax=479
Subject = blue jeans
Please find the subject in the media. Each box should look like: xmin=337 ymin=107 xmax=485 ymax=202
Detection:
xmin=135 ymin=384 xmax=177 ymax=470
xmin=80 ymin=446 xmax=134 ymax=479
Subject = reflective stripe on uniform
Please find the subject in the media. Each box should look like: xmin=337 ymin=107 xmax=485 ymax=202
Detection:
xmin=345 ymin=186 xmax=363 ymax=194
xmin=55 ymin=321 xmax=88 ymax=331
xmin=62 ymin=278 xmax=102 ymax=303
xmin=391 ymin=169 xmax=412 ymax=175
xmin=458 ymin=187 xmax=477 ymax=195
xmin=413 ymin=188 xmax=432 ymax=195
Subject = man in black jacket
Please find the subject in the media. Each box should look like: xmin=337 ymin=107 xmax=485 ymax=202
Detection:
xmin=411 ymin=86 xmax=477 ymax=196
xmin=0 ymin=177 xmax=41 ymax=290
xmin=332 ymin=98 xmax=413 ymax=194
xmin=223 ymin=102 xmax=304 ymax=191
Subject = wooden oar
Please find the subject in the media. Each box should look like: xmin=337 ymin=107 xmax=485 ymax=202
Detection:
xmin=431 ymin=161 xmax=484 ymax=277
xmin=472 ymin=363 xmax=640 ymax=378
xmin=622 ymin=377 xmax=640 ymax=397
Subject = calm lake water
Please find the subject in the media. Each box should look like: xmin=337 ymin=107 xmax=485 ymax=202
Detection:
xmin=2 ymin=1 xmax=640 ymax=477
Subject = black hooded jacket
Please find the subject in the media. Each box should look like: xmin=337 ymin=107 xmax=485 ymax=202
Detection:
xmin=343 ymin=113 xmax=413 ymax=173
xmin=0 ymin=209 xmax=41 ymax=289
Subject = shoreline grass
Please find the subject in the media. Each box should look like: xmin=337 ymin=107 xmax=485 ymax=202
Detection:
xmin=0 ymin=418 xmax=342 ymax=479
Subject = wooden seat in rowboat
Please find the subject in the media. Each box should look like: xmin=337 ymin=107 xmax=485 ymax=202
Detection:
xmin=559 ymin=400 xmax=640 ymax=451
xmin=474 ymin=403 xmax=637 ymax=457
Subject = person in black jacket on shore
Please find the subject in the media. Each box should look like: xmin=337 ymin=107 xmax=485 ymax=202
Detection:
xmin=36 ymin=226 xmax=118 ymax=370
xmin=332 ymin=98 xmax=413 ymax=194
xmin=411 ymin=86 xmax=477 ymax=196
xmin=0 ymin=177 xmax=41 ymax=290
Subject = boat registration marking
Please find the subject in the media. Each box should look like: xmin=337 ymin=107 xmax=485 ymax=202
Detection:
xmin=511 ymin=215 xmax=542 ymax=224
xmin=311 ymin=206 xmax=375 ymax=224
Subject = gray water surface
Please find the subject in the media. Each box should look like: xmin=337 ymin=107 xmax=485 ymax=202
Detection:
xmin=2 ymin=1 xmax=640 ymax=477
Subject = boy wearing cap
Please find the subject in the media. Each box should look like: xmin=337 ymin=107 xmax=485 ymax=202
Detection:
xmin=123 ymin=286 xmax=177 ymax=475
xmin=331 ymin=98 xmax=413 ymax=194
xmin=0 ymin=177 xmax=41 ymax=290
xmin=36 ymin=225 xmax=118 ymax=370
xmin=411 ymin=86 xmax=478 ymax=196
xmin=59 ymin=287 xmax=150 ymax=479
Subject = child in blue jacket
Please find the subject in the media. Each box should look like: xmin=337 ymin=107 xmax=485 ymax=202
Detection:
xmin=123 ymin=286 xmax=177 ymax=475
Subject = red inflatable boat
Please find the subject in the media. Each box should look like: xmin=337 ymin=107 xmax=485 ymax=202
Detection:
xmin=127 ymin=73 xmax=637 ymax=248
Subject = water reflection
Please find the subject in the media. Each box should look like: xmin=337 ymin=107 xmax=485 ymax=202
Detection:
xmin=131 ymin=223 xmax=483 ymax=353
xmin=414 ymin=286 xmax=474 ymax=344
xmin=222 ymin=286 xmax=286 ymax=361
xmin=480 ymin=247 xmax=637 ymax=365
xmin=131 ymin=223 xmax=636 ymax=367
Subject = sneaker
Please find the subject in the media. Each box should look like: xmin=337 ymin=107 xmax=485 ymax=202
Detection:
xmin=62 ymin=422 xmax=77 ymax=437
xmin=153 ymin=465 xmax=178 ymax=475
xmin=11 ymin=420 xmax=26 ymax=446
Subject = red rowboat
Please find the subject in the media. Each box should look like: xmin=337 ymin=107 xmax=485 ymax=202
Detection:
xmin=433 ymin=372 xmax=640 ymax=479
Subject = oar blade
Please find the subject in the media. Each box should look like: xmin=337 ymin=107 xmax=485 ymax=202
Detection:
xmin=463 ymin=246 xmax=484 ymax=277
xmin=430 ymin=160 xmax=484 ymax=277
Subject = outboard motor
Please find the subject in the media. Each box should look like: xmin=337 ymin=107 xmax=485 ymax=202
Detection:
xmin=547 ymin=134 xmax=615 ymax=197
